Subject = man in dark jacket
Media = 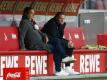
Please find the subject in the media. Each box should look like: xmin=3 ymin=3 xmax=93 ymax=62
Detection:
xmin=19 ymin=7 xmax=51 ymax=51
xmin=42 ymin=12 xmax=79 ymax=76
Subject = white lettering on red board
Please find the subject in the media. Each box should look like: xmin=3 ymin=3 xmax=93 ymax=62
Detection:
xmin=25 ymin=56 xmax=47 ymax=75
xmin=6 ymin=72 xmax=21 ymax=79
xmin=80 ymin=54 xmax=100 ymax=73
xmin=0 ymin=54 xmax=101 ymax=76
xmin=0 ymin=56 xmax=48 ymax=76
xmin=0 ymin=56 xmax=18 ymax=76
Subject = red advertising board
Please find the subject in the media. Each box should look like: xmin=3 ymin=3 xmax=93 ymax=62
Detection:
xmin=72 ymin=50 xmax=106 ymax=74
xmin=3 ymin=68 xmax=30 ymax=80
xmin=0 ymin=50 xmax=105 ymax=79
xmin=0 ymin=52 xmax=54 ymax=77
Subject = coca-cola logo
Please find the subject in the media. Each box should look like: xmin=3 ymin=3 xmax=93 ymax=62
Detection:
xmin=6 ymin=72 xmax=21 ymax=79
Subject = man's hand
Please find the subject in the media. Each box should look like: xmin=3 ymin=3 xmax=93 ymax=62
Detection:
xmin=45 ymin=36 xmax=49 ymax=44
xmin=44 ymin=35 xmax=49 ymax=44
xmin=68 ymin=41 xmax=74 ymax=48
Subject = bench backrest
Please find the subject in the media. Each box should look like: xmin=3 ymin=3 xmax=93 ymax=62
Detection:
xmin=0 ymin=26 xmax=86 ymax=50
xmin=64 ymin=27 xmax=86 ymax=49
xmin=0 ymin=26 xmax=19 ymax=50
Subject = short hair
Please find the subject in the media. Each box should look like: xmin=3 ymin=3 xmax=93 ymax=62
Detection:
xmin=23 ymin=7 xmax=33 ymax=15
xmin=55 ymin=12 xmax=65 ymax=18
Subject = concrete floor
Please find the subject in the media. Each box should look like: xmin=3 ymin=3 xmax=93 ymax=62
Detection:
xmin=30 ymin=73 xmax=107 ymax=80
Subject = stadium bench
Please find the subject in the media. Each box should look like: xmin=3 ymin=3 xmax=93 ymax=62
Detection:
xmin=0 ymin=26 xmax=106 ymax=78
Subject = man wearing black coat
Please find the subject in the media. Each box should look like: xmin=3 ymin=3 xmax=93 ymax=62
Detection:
xmin=19 ymin=7 xmax=51 ymax=51
xmin=42 ymin=12 xmax=79 ymax=76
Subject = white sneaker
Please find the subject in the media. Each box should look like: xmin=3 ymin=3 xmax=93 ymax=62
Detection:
xmin=62 ymin=57 xmax=76 ymax=63
xmin=64 ymin=67 xmax=80 ymax=75
xmin=54 ymin=69 xmax=69 ymax=76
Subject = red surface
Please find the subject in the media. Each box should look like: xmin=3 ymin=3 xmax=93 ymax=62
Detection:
xmin=74 ymin=49 xmax=107 ymax=53
xmin=3 ymin=68 xmax=30 ymax=80
xmin=0 ymin=27 xmax=86 ymax=50
xmin=97 ymin=34 xmax=107 ymax=46
xmin=0 ymin=27 xmax=19 ymax=51
xmin=64 ymin=27 xmax=86 ymax=49
xmin=47 ymin=53 xmax=54 ymax=76
xmin=0 ymin=50 xmax=48 ymax=55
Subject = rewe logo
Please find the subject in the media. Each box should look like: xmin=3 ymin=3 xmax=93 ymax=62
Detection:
xmin=6 ymin=72 xmax=21 ymax=79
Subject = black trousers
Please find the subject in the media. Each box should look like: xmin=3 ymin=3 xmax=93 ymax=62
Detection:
xmin=27 ymin=42 xmax=52 ymax=52
xmin=49 ymin=38 xmax=74 ymax=72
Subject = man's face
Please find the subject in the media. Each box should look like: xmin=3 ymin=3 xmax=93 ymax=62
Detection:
xmin=28 ymin=9 xmax=35 ymax=20
xmin=57 ymin=15 xmax=65 ymax=24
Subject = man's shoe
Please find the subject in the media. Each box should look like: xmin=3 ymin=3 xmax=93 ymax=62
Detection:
xmin=64 ymin=67 xmax=80 ymax=75
xmin=62 ymin=57 xmax=76 ymax=63
xmin=54 ymin=69 xmax=69 ymax=76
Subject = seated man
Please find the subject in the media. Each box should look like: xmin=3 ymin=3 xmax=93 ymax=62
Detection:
xmin=19 ymin=7 xmax=51 ymax=51
xmin=19 ymin=7 xmax=77 ymax=76
xmin=42 ymin=12 xmax=79 ymax=76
